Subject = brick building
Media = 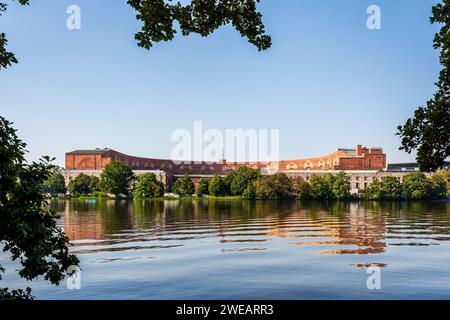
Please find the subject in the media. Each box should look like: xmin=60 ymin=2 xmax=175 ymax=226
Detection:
xmin=66 ymin=145 xmax=386 ymax=174
xmin=64 ymin=145 xmax=389 ymax=193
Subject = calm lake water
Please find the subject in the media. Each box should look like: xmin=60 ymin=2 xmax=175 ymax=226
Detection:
xmin=2 ymin=199 xmax=450 ymax=299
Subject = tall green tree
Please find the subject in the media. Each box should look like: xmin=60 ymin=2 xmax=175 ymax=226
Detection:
xmin=332 ymin=172 xmax=351 ymax=199
xmin=379 ymin=176 xmax=403 ymax=200
xmin=309 ymin=174 xmax=334 ymax=200
xmin=172 ymin=174 xmax=195 ymax=196
xmin=89 ymin=175 xmax=102 ymax=192
xmin=196 ymin=178 xmax=210 ymax=196
xmin=435 ymin=170 xmax=450 ymax=195
xmin=208 ymin=175 xmax=228 ymax=196
xmin=230 ymin=166 xmax=260 ymax=196
xmin=242 ymin=182 xmax=256 ymax=200
xmin=429 ymin=172 xmax=448 ymax=199
xmin=222 ymin=170 xmax=237 ymax=196
xmin=100 ymin=161 xmax=135 ymax=198
xmin=398 ymin=1 xmax=450 ymax=171
xmin=1 ymin=0 xmax=270 ymax=71
xmin=255 ymin=173 xmax=293 ymax=200
xmin=0 ymin=116 xmax=79 ymax=300
xmin=67 ymin=173 xmax=95 ymax=196
xmin=134 ymin=173 xmax=165 ymax=199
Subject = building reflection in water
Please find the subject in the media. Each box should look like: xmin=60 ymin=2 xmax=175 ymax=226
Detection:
xmin=58 ymin=199 xmax=450 ymax=258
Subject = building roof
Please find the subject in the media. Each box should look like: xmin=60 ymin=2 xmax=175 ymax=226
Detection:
xmin=387 ymin=161 xmax=450 ymax=172
xmin=66 ymin=148 xmax=110 ymax=155
xmin=387 ymin=162 xmax=420 ymax=172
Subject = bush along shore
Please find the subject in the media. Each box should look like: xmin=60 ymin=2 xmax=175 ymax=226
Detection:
xmin=43 ymin=162 xmax=450 ymax=201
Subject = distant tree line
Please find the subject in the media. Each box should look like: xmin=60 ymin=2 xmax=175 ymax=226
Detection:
xmin=45 ymin=162 xmax=449 ymax=201
xmin=362 ymin=171 xmax=449 ymax=200
xmin=192 ymin=170 xmax=353 ymax=200
xmin=44 ymin=160 xmax=146 ymax=199
xmin=174 ymin=168 xmax=449 ymax=201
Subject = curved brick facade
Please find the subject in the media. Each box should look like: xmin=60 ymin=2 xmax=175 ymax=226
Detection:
xmin=65 ymin=145 xmax=387 ymax=175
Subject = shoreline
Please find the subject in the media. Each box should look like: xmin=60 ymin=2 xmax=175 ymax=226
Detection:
xmin=51 ymin=196 xmax=450 ymax=202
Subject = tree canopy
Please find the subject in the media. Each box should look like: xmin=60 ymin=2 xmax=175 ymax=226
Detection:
xmin=309 ymin=173 xmax=334 ymax=200
xmin=397 ymin=1 xmax=450 ymax=171
xmin=255 ymin=173 xmax=293 ymax=200
xmin=196 ymin=178 xmax=210 ymax=196
xmin=362 ymin=172 xmax=447 ymax=200
xmin=331 ymin=172 xmax=351 ymax=199
xmin=172 ymin=174 xmax=195 ymax=196
xmin=208 ymin=175 xmax=228 ymax=196
xmin=133 ymin=173 xmax=165 ymax=199
xmin=290 ymin=176 xmax=311 ymax=200
xmin=128 ymin=0 xmax=271 ymax=51
xmin=67 ymin=173 xmax=99 ymax=196
xmin=100 ymin=161 xmax=135 ymax=197
xmin=230 ymin=166 xmax=260 ymax=195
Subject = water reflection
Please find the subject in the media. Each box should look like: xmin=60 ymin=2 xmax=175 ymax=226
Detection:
xmin=55 ymin=200 xmax=450 ymax=260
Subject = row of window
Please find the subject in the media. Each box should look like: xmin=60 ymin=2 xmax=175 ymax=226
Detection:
xmin=304 ymin=176 xmax=372 ymax=182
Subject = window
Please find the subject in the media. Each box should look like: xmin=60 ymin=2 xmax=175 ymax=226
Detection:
xmin=355 ymin=176 xmax=360 ymax=181
xmin=356 ymin=182 xmax=360 ymax=189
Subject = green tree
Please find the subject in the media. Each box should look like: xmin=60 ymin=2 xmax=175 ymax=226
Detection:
xmin=89 ymin=175 xmax=102 ymax=192
xmin=290 ymin=176 xmax=311 ymax=199
xmin=67 ymin=173 xmax=94 ymax=196
xmin=127 ymin=0 xmax=271 ymax=51
xmin=432 ymin=170 xmax=450 ymax=196
xmin=362 ymin=178 xmax=382 ymax=200
xmin=309 ymin=174 xmax=334 ymax=199
xmin=255 ymin=173 xmax=293 ymax=200
xmin=100 ymin=161 xmax=135 ymax=198
xmin=172 ymin=174 xmax=195 ymax=196
xmin=223 ymin=170 xmax=237 ymax=195
xmin=402 ymin=172 xmax=432 ymax=200
xmin=379 ymin=176 xmax=403 ymax=200
xmin=134 ymin=173 xmax=165 ymax=199
xmin=0 ymin=116 xmax=79 ymax=299
xmin=397 ymin=1 xmax=450 ymax=171
xmin=43 ymin=171 xmax=67 ymax=196
xmin=208 ymin=175 xmax=228 ymax=196
xmin=332 ymin=172 xmax=351 ymax=199
xmin=429 ymin=172 xmax=448 ymax=199
xmin=1 ymin=0 xmax=270 ymax=71
xmin=196 ymin=178 xmax=210 ymax=196
xmin=230 ymin=166 xmax=260 ymax=195
xmin=242 ymin=183 xmax=256 ymax=200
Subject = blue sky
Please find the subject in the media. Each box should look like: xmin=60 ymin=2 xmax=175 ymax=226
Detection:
xmin=0 ymin=0 xmax=441 ymax=166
